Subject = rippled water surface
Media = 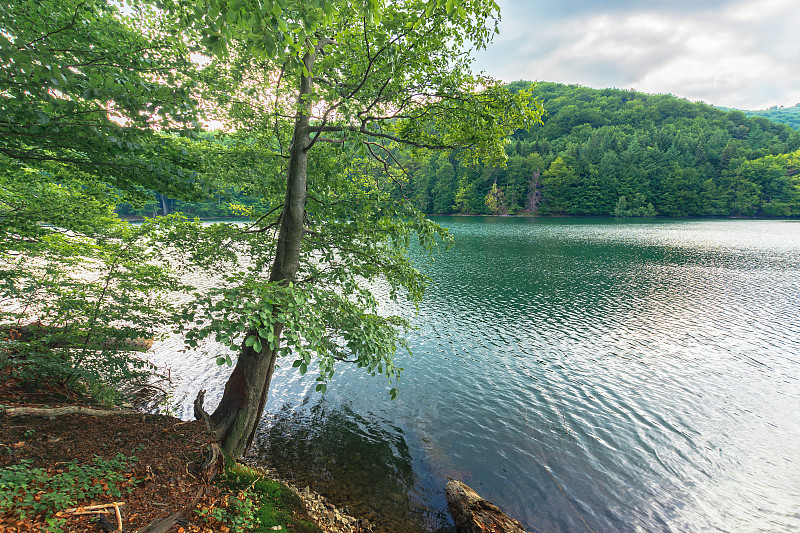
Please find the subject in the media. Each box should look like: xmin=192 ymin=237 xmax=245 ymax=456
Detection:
xmin=149 ymin=217 xmax=800 ymax=532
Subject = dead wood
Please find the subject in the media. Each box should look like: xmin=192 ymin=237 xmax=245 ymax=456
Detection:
xmin=445 ymin=480 xmax=528 ymax=533
xmin=200 ymin=442 xmax=225 ymax=482
xmin=1 ymin=321 xmax=153 ymax=352
xmin=1 ymin=405 xmax=138 ymax=418
xmin=193 ymin=389 xmax=213 ymax=432
xmin=114 ymin=504 xmax=123 ymax=532
xmin=64 ymin=502 xmax=125 ymax=513
xmin=135 ymin=487 xmax=204 ymax=533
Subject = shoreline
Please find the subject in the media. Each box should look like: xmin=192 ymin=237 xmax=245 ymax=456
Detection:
xmin=0 ymin=379 xmax=375 ymax=532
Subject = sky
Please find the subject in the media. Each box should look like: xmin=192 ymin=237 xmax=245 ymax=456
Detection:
xmin=471 ymin=0 xmax=800 ymax=110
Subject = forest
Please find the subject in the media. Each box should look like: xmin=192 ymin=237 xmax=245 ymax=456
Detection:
xmin=743 ymin=103 xmax=800 ymax=132
xmin=395 ymin=82 xmax=800 ymax=217
xmin=139 ymin=82 xmax=800 ymax=219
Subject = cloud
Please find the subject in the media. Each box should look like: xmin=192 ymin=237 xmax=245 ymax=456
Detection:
xmin=516 ymin=0 xmax=741 ymax=20
xmin=473 ymin=0 xmax=800 ymax=109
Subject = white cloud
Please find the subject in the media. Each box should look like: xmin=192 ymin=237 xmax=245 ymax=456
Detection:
xmin=473 ymin=0 xmax=800 ymax=109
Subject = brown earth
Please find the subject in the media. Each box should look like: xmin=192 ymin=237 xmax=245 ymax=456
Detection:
xmin=0 ymin=373 xmax=337 ymax=532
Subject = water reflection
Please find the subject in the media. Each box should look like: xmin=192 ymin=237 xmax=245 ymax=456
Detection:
xmin=251 ymin=400 xmax=453 ymax=533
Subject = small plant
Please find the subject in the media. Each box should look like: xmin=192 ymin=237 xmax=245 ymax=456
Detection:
xmin=197 ymin=489 xmax=259 ymax=532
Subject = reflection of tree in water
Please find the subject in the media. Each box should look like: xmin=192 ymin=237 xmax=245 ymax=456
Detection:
xmin=251 ymin=401 xmax=454 ymax=533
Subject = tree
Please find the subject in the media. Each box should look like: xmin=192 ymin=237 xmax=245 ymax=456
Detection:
xmin=0 ymin=0 xmax=232 ymax=398
xmin=182 ymin=0 xmax=543 ymax=456
xmin=540 ymin=156 xmax=577 ymax=214
xmin=485 ymin=182 xmax=508 ymax=215
xmin=0 ymin=0 xmax=205 ymax=199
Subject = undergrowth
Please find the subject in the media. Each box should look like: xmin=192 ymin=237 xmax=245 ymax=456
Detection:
xmin=0 ymin=453 xmax=138 ymax=531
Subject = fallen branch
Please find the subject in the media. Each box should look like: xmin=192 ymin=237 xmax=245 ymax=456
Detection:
xmin=114 ymin=503 xmax=123 ymax=532
xmin=63 ymin=501 xmax=125 ymax=531
xmin=136 ymin=487 xmax=204 ymax=533
xmin=1 ymin=322 xmax=153 ymax=351
xmin=1 ymin=405 xmax=138 ymax=418
xmin=63 ymin=502 xmax=125 ymax=514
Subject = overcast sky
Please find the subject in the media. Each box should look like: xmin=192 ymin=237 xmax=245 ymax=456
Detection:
xmin=471 ymin=0 xmax=800 ymax=110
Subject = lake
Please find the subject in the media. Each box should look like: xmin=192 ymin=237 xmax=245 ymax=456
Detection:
xmin=149 ymin=217 xmax=800 ymax=532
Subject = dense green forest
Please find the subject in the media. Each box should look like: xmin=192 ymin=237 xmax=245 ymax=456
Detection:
xmin=142 ymin=82 xmax=800 ymax=219
xmin=398 ymin=82 xmax=800 ymax=217
xmin=742 ymin=104 xmax=800 ymax=132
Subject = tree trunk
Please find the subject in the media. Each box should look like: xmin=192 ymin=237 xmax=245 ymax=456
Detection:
xmin=157 ymin=193 xmax=169 ymax=216
xmin=202 ymin=49 xmax=316 ymax=458
xmin=526 ymin=169 xmax=541 ymax=214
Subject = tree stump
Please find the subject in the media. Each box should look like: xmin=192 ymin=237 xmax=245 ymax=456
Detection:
xmin=445 ymin=480 xmax=528 ymax=533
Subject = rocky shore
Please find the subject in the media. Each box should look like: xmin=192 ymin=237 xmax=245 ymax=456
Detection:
xmin=239 ymin=459 xmax=376 ymax=533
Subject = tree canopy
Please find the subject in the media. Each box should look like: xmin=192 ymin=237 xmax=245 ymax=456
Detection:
xmin=2 ymin=0 xmax=541 ymax=456
xmin=0 ymin=0 xmax=226 ymax=398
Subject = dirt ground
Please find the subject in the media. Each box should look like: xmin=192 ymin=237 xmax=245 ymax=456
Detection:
xmin=0 ymin=372 xmax=249 ymax=532
xmin=0 ymin=372 xmax=370 ymax=533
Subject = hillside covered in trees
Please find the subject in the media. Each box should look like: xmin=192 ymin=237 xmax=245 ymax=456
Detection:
xmin=398 ymin=82 xmax=800 ymax=217
xmin=742 ymin=104 xmax=800 ymax=132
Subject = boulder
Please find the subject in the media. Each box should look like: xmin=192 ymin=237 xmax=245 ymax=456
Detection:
xmin=445 ymin=480 xmax=527 ymax=533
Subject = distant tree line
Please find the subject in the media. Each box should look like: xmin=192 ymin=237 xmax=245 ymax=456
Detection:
xmin=393 ymin=82 xmax=800 ymax=217
xmin=744 ymin=104 xmax=800 ymax=132
xmin=129 ymin=82 xmax=800 ymax=219
xmin=116 ymin=189 xmax=258 ymax=218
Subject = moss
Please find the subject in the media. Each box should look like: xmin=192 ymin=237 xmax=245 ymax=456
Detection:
xmin=217 ymin=462 xmax=322 ymax=533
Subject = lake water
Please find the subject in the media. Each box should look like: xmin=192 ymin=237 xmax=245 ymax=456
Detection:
xmin=149 ymin=217 xmax=800 ymax=532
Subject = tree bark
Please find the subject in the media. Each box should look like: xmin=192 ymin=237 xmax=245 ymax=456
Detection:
xmin=445 ymin=480 xmax=528 ymax=533
xmin=157 ymin=193 xmax=169 ymax=216
xmin=203 ymin=49 xmax=317 ymax=458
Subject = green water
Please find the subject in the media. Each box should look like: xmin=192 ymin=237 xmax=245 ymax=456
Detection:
xmin=155 ymin=217 xmax=800 ymax=532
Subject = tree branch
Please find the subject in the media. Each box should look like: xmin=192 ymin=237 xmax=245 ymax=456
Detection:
xmin=303 ymin=125 xmax=463 ymax=151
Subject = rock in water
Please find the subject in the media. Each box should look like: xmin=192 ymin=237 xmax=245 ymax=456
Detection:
xmin=445 ymin=480 xmax=527 ymax=533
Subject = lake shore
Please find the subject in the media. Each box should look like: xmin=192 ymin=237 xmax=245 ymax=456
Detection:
xmin=0 ymin=375 xmax=373 ymax=532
